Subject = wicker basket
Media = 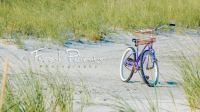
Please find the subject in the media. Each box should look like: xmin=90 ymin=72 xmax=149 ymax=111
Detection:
xmin=134 ymin=29 xmax=156 ymax=45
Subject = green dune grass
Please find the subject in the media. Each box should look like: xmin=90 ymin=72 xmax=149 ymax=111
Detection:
xmin=173 ymin=40 xmax=200 ymax=110
xmin=0 ymin=0 xmax=199 ymax=42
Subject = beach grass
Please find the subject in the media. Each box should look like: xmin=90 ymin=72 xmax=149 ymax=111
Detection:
xmin=0 ymin=0 xmax=200 ymax=110
xmin=0 ymin=0 xmax=199 ymax=42
xmin=0 ymin=57 xmax=91 ymax=111
xmin=173 ymin=51 xmax=200 ymax=110
xmin=171 ymin=34 xmax=200 ymax=110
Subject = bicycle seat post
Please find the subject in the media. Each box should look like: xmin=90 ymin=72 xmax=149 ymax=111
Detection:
xmin=137 ymin=45 xmax=139 ymax=58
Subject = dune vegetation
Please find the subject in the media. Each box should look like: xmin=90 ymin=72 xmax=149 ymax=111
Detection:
xmin=0 ymin=0 xmax=200 ymax=111
xmin=0 ymin=0 xmax=199 ymax=42
xmin=173 ymin=40 xmax=200 ymax=110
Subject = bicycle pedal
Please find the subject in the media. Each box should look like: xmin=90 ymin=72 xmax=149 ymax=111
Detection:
xmin=145 ymin=76 xmax=149 ymax=80
xmin=147 ymin=67 xmax=153 ymax=70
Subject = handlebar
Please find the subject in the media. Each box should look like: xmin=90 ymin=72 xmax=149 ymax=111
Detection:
xmin=154 ymin=24 xmax=175 ymax=31
xmin=132 ymin=24 xmax=175 ymax=46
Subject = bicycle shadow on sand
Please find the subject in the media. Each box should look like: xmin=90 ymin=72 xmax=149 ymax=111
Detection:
xmin=127 ymin=81 xmax=141 ymax=83
xmin=127 ymin=81 xmax=178 ymax=87
xmin=156 ymin=81 xmax=178 ymax=87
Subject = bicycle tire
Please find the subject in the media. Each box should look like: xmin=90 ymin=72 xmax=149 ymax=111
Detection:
xmin=140 ymin=50 xmax=159 ymax=87
xmin=120 ymin=47 xmax=136 ymax=82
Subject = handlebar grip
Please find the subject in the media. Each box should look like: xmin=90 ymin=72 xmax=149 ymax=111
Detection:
xmin=169 ymin=24 xmax=175 ymax=26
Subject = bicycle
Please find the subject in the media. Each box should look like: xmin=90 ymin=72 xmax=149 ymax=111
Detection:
xmin=119 ymin=24 xmax=175 ymax=87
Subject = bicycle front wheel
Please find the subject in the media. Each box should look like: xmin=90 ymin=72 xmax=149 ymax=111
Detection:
xmin=140 ymin=50 xmax=159 ymax=87
xmin=120 ymin=47 xmax=136 ymax=82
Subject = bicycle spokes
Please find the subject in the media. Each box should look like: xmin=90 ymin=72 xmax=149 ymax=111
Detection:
xmin=142 ymin=51 xmax=158 ymax=86
xmin=120 ymin=47 xmax=136 ymax=82
xmin=144 ymin=54 xmax=154 ymax=70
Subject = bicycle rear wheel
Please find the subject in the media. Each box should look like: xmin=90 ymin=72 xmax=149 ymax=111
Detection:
xmin=120 ymin=47 xmax=136 ymax=82
xmin=140 ymin=50 xmax=159 ymax=87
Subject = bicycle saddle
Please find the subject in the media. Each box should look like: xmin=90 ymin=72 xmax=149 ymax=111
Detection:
xmin=132 ymin=38 xmax=140 ymax=43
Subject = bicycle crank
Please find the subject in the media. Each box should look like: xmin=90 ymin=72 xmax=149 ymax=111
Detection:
xmin=124 ymin=58 xmax=137 ymax=73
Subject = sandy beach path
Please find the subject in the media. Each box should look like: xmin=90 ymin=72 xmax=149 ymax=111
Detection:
xmin=0 ymin=29 xmax=199 ymax=111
